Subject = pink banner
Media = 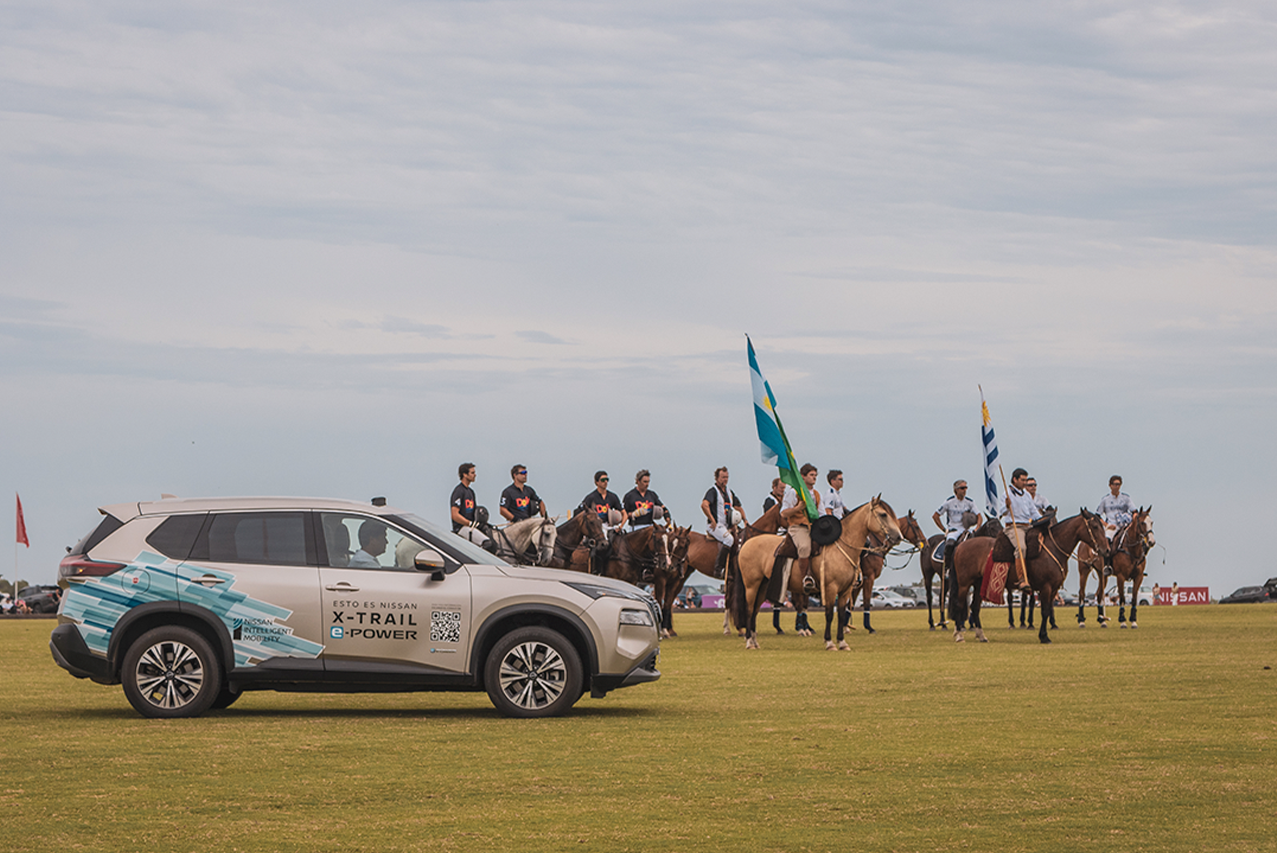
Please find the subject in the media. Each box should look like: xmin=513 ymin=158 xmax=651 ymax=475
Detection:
xmin=1152 ymin=586 xmax=1208 ymax=605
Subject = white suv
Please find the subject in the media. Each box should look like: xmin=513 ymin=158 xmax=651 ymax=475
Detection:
xmin=50 ymin=497 xmax=661 ymax=718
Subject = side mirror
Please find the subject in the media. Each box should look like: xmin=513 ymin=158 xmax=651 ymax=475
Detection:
xmin=413 ymin=549 xmax=447 ymax=580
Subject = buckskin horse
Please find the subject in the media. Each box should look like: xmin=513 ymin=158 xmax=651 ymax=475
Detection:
xmin=730 ymin=497 xmax=902 ymax=650
xmin=948 ymin=509 xmax=1108 ymax=644
xmin=850 ymin=510 xmax=927 ymax=634
xmin=1074 ymin=507 xmax=1155 ymax=628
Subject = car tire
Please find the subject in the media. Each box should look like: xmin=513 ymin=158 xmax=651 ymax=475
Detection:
xmin=484 ymin=626 xmax=584 ymax=719
xmin=121 ymin=626 xmax=222 ymax=719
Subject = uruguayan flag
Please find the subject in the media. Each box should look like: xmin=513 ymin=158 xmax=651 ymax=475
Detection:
xmin=980 ymin=388 xmax=1001 ymax=518
xmin=747 ymin=337 xmax=817 ymax=520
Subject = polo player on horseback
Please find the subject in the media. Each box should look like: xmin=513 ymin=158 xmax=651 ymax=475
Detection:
xmin=701 ymin=466 xmax=746 ymax=575
xmin=994 ymin=467 xmax=1045 ymax=591
xmin=932 ymin=479 xmax=977 ymax=576
xmin=1096 ymin=474 xmax=1135 ymax=576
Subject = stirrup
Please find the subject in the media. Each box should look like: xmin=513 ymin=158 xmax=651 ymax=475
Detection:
xmin=802 ymin=575 xmax=817 ymax=595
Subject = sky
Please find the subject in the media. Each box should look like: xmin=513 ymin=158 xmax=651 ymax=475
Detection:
xmin=3 ymin=1 xmax=1275 ymax=599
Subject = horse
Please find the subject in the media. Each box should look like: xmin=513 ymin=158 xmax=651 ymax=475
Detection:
xmin=649 ymin=523 xmax=695 ymax=638
xmin=849 ymin=510 xmax=928 ymax=634
xmin=948 ymin=509 xmax=1108 ymax=645
xmin=487 ymin=516 xmax=558 ymax=566
xmin=920 ymin=513 xmax=1000 ymax=630
xmin=1074 ymin=507 xmax=1155 ymax=628
xmin=590 ymin=525 xmax=673 ymax=587
xmin=548 ymin=510 xmax=606 ymax=570
xmin=730 ymin=497 xmax=902 ymax=650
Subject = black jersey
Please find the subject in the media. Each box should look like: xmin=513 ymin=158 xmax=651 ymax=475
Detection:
xmin=763 ymin=495 xmax=779 ymax=513
xmin=622 ymin=488 xmax=663 ymax=527
xmin=450 ymin=483 xmax=477 ymax=532
xmin=703 ymin=486 xmax=742 ymax=525
xmin=500 ymin=484 xmax=541 ymax=521
xmin=580 ymin=489 xmax=623 ymax=523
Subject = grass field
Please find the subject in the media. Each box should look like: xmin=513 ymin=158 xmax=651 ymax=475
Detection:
xmin=2 ymin=605 xmax=1274 ymax=852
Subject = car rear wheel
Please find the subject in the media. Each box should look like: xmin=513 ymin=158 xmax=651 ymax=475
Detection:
xmin=121 ymin=626 xmax=222 ymax=719
xmin=484 ymin=627 xmax=583 ymax=718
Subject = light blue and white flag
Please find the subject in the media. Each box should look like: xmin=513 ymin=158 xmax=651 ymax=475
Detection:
xmin=748 ymin=337 xmax=817 ymax=520
xmin=980 ymin=386 xmax=1001 ymax=518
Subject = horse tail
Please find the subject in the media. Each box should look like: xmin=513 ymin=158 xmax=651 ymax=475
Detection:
xmin=728 ymin=549 xmax=749 ymax=631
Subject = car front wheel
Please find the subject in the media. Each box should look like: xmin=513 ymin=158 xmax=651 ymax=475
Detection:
xmin=121 ymin=626 xmax=222 ymax=719
xmin=484 ymin=627 xmax=584 ymax=718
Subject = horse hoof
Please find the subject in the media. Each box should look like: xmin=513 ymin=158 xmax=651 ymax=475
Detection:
xmin=866 ymin=628 xmax=876 ymax=635
xmin=1078 ymin=622 xmax=1085 ymax=628
xmin=929 ymin=625 xmax=936 ymax=631
xmin=1100 ymin=622 xmax=1108 ymax=629
xmin=1119 ymin=622 xmax=1129 ymax=629
xmin=1040 ymin=635 xmax=1052 ymax=644
xmin=775 ymin=629 xmax=785 ymax=635
xmin=838 ymin=641 xmax=850 ymax=651
xmin=1131 ymin=622 xmax=1138 ymax=628
xmin=825 ymin=641 xmax=837 ymax=651
xmin=954 ymin=633 xmax=964 ymax=643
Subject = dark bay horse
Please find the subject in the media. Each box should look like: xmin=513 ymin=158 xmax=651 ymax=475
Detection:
xmin=592 ymin=525 xmax=673 ymax=588
xmin=948 ymin=510 xmax=1108 ymax=645
xmin=921 ymin=514 xmax=999 ymax=630
xmin=1075 ymin=507 xmax=1155 ymax=628
xmin=851 ymin=510 xmax=927 ymax=634
xmin=549 ymin=510 xmax=606 ymax=570
xmin=731 ymin=498 xmax=902 ymax=650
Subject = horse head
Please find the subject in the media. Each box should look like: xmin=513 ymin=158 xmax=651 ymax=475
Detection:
xmin=899 ymin=510 xmax=927 ymax=549
xmin=870 ymin=495 xmax=903 ymax=547
xmin=666 ymin=525 xmax=692 ymax=581
xmin=1135 ymin=507 xmax=1155 ymax=549
xmin=1079 ymin=508 xmax=1110 ymax=557
xmin=536 ymin=517 xmax=558 ymax=565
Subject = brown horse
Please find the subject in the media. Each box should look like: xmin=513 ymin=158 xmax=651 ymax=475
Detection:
xmin=652 ymin=524 xmax=693 ymax=638
xmin=675 ymin=504 xmax=783 ymax=636
xmin=591 ymin=525 xmax=672 ymax=587
xmin=948 ymin=509 xmax=1108 ymax=645
xmin=920 ymin=513 xmax=999 ymax=630
xmin=1075 ymin=507 xmax=1155 ymax=628
xmin=851 ymin=510 xmax=928 ymax=634
xmin=730 ymin=497 xmax=902 ymax=650
xmin=549 ymin=510 xmax=606 ymax=570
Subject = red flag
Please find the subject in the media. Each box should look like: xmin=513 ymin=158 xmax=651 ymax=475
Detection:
xmin=16 ymin=493 xmax=29 ymax=548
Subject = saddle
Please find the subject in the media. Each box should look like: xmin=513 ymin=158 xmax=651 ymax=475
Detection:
xmin=991 ymin=527 xmax=1041 ymax=563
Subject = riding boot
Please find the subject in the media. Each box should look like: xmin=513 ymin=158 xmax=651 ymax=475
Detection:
xmin=799 ymin=557 xmax=816 ymax=596
xmin=714 ymin=544 xmax=730 ymax=575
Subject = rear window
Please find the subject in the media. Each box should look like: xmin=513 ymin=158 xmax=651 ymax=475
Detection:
xmin=68 ymin=515 xmax=125 ymax=557
xmin=189 ymin=512 xmax=310 ymax=566
xmin=145 ymin=514 xmax=207 ymax=561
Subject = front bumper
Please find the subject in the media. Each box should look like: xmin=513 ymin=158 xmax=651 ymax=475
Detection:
xmin=590 ymin=651 xmax=660 ymax=698
xmin=49 ymin=623 xmax=116 ymax=685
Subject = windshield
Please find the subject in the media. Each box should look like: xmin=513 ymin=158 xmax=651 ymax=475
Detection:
xmin=390 ymin=513 xmax=511 ymax=566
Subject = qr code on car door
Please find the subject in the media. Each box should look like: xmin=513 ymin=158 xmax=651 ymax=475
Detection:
xmin=430 ymin=610 xmax=462 ymax=643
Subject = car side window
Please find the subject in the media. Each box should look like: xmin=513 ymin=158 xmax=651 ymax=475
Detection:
xmin=318 ymin=513 xmax=429 ymax=571
xmin=189 ymin=512 xmax=309 ymax=566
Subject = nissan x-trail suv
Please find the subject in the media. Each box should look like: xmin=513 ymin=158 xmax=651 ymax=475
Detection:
xmin=51 ymin=497 xmax=661 ymax=718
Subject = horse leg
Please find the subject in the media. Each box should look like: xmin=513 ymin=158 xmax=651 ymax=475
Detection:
xmin=1026 ymin=591 xmax=1035 ymax=629
xmin=1038 ymin=583 xmax=1054 ymax=644
xmin=925 ymin=571 xmax=936 ymax=630
xmin=1130 ymin=567 xmax=1142 ymax=628
xmin=1006 ymin=592 xmax=1015 ymax=629
xmin=773 ymin=606 xmax=784 ymax=634
xmin=1077 ymin=566 xmax=1089 ymax=626
xmin=1118 ymin=580 xmax=1129 ymax=627
xmin=972 ymin=593 xmax=987 ymax=643
xmin=862 ymin=580 xmax=875 ymax=635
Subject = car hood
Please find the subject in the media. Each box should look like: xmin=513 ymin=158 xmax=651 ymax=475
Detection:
xmin=492 ymin=563 xmax=643 ymax=593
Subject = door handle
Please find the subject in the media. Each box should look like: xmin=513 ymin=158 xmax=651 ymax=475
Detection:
xmin=325 ymin=583 xmax=359 ymax=592
xmin=191 ymin=575 xmax=225 ymax=586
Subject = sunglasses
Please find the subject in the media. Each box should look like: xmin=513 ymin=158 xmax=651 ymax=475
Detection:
xmin=597 ymin=478 xmax=609 ymax=482
xmin=517 ymin=470 xmax=527 ymax=475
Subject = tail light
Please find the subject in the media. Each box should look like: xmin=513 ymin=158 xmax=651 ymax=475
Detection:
xmin=60 ymin=555 xmax=126 ymax=580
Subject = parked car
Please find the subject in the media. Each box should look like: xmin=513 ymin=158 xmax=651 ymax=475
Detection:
xmin=51 ymin=496 xmax=662 ymax=719
xmin=17 ymin=584 xmax=61 ymax=614
xmin=870 ymin=589 xmax=916 ymax=609
xmin=1219 ymin=585 xmax=1274 ymax=604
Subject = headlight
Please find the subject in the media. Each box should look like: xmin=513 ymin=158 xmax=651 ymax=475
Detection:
xmin=619 ymin=608 xmax=654 ymax=627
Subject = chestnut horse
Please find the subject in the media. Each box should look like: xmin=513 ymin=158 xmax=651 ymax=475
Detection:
xmin=851 ymin=511 xmax=927 ymax=634
xmin=1074 ymin=507 xmax=1155 ymax=628
xmin=676 ymin=504 xmax=783 ymax=636
xmin=730 ymin=498 xmax=902 ymax=650
xmin=948 ymin=510 xmax=1108 ymax=645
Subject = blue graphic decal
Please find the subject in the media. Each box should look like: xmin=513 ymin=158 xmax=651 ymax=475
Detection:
xmin=61 ymin=551 xmax=325 ymax=666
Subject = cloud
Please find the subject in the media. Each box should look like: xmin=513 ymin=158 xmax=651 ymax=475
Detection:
xmin=516 ymin=329 xmax=571 ymax=345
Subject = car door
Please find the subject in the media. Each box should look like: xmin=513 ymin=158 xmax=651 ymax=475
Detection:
xmin=178 ymin=511 xmax=325 ymax=671
xmin=316 ymin=512 xmax=472 ymax=676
